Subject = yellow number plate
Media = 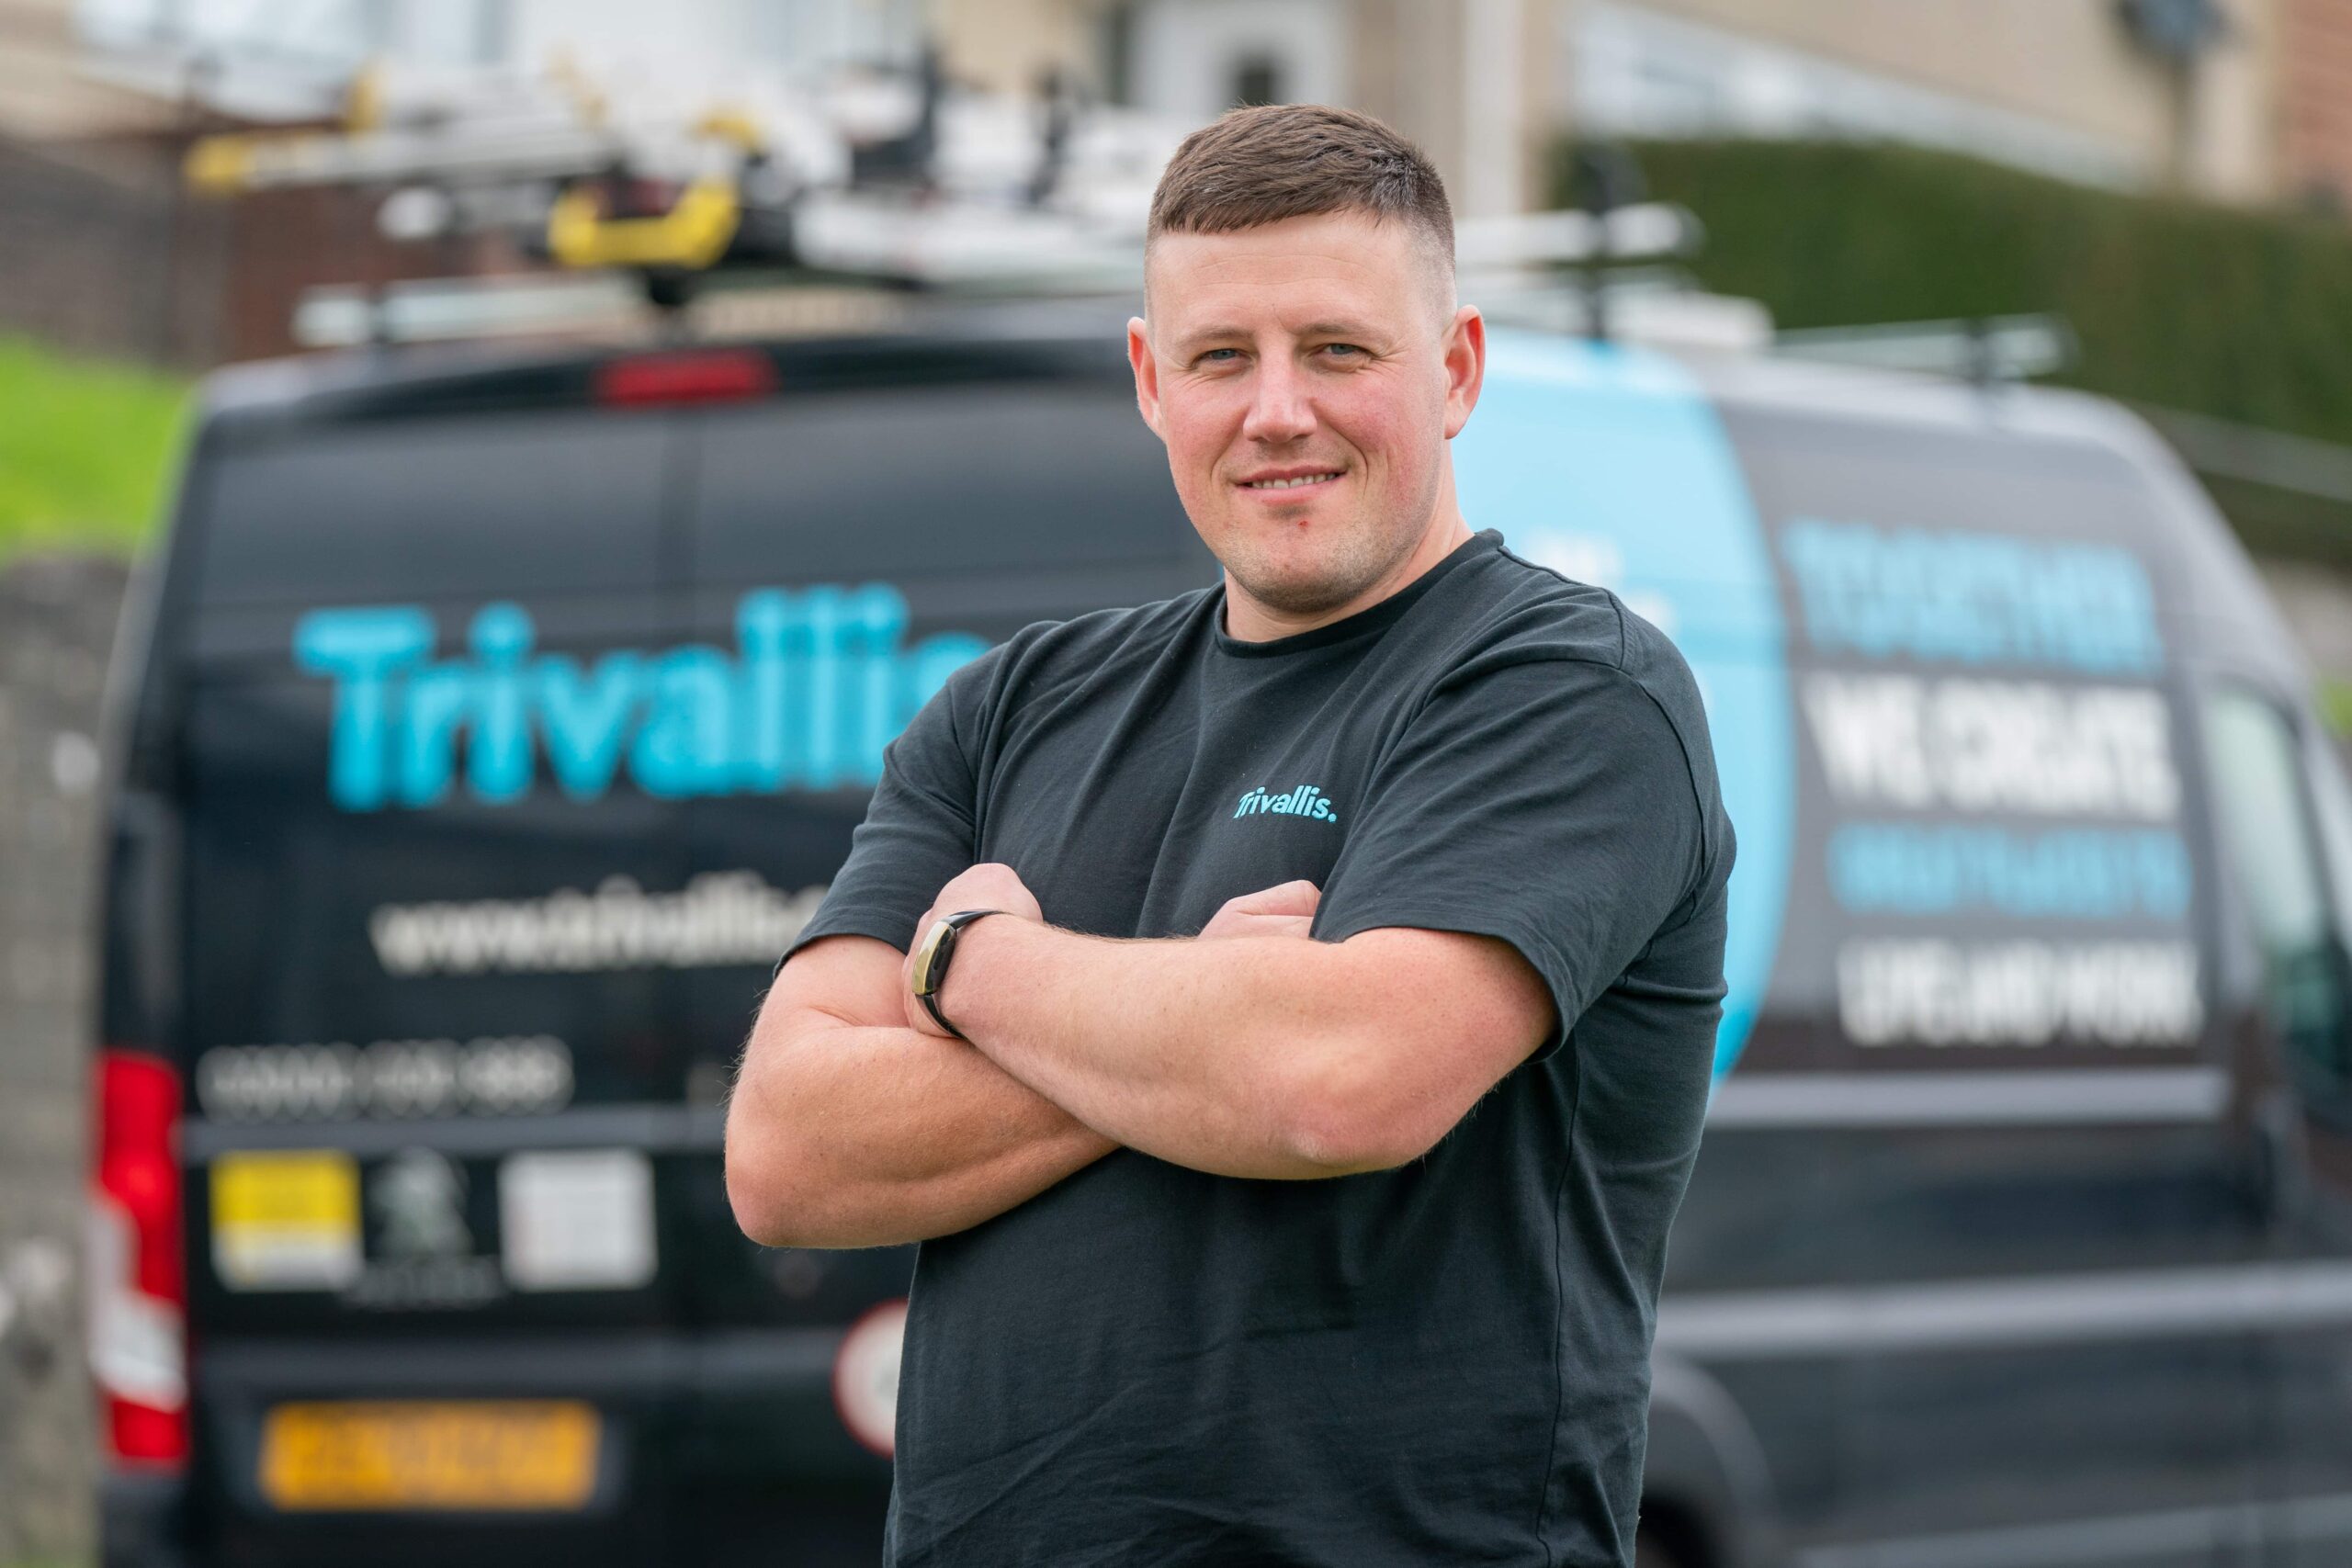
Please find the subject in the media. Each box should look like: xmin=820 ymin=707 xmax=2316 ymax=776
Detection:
xmin=259 ymin=1401 xmax=600 ymax=1511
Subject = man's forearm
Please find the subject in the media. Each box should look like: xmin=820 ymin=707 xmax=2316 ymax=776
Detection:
xmin=726 ymin=1013 xmax=1114 ymax=1249
xmin=942 ymin=916 xmax=1378 ymax=1179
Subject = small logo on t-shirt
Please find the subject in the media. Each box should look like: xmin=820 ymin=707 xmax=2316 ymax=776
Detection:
xmin=1233 ymin=784 xmax=1338 ymax=824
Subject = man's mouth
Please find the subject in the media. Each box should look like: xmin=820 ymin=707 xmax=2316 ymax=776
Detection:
xmin=1239 ymin=470 xmax=1343 ymax=491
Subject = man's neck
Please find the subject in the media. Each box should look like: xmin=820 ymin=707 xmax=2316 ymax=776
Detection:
xmin=1221 ymin=513 xmax=1476 ymax=644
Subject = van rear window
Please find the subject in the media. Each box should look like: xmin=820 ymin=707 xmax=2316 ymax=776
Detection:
xmin=193 ymin=412 xmax=672 ymax=605
xmin=691 ymin=380 xmax=1191 ymax=582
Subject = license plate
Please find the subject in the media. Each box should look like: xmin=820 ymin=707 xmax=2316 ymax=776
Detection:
xmin=259 ymin=1401 xmax=600 ymax=1511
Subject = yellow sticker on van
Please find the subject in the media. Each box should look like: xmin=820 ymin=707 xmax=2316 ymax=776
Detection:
xmin=211 ymin=1150 xmax=361 ymax=1292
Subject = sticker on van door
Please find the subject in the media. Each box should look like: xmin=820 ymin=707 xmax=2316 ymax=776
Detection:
xmin=1779 ymin=517 xmax=2202 ymax=1051
xmin=367 ymin=871 xmax=827 ymax=976
xmin=210 ymin=1150 xmax=362 ymax=1292
xmin=292 ymin=585 xmax=986 ymax=810
xmin=196 ymin=1035 xmax=574 ymax=1122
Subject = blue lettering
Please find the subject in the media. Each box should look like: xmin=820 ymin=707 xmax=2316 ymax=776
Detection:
xmin=853 ymin=585 xmax=906 ymax=787
xmin=1781 ymin=520 xmax=2162 ymax=675
xmin=538 ymin=652 xmax=642 ymax=798
xmin=908 ymin=634 xmax=988 ymax=728
xmin=1827 ymin=823 xmax=2192 ymax=920
xmin=735 ymin=592 xmax=792 ymax=789
xmin=802 ymin=587 xmax=844 ymax=789
xmin=467 ymin=604 xmax=535 ymax=803
xmin=293 ymin=607 xmax=434 ymax=809
xmin=1231 ymin=784 xmax=1337 ymax=826
xmin=296 ymin=584 xmax=983 ymax=811
xmin=633 ymin=647 xmax=734 ymax=798
xmin=397 ymin=664 xmax=472 ymax=808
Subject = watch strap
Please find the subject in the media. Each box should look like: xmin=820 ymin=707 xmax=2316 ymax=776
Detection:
xmin=913 ymin=908 xmax=1002 ymax=1039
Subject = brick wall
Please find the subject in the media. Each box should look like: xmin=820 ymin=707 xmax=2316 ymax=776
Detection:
xmin=0 ymin=129 xmax=515 ymax=369
xmin=2280 ymin=0 xmax=2352 ymax=209
xmin=0 ymin=135 xmax=227 ymax=367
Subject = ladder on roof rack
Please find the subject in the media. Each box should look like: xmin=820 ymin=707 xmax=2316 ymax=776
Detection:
xmin=184 ymin=50 xmax=1713 ymax=340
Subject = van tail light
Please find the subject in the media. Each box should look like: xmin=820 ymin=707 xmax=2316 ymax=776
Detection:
xmin=88 ymin=1049 xmax=188 ymax=1469
xmin=594 ymin=348 xmax=775 ymax=407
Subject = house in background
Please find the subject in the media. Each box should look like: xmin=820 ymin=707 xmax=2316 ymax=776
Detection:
xmin=7 ymin=0 xmax=2350 ymax=368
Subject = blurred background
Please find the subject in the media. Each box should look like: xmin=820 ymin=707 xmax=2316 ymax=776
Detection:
xmin=6 ymin=2 xmax=2352 ymax=1564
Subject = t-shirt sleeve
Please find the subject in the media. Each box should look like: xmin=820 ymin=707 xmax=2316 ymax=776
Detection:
xmin=1311 ymin=652 xmax=1715 ymax=1058
xmin=774 ymin=644 xmax=1001 ymax=973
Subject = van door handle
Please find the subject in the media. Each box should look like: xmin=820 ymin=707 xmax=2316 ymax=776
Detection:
xmin=2248 ymin=1094 xmax=2306 ymax=1227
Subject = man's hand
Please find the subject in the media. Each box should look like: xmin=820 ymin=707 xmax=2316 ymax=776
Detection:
xmin=728 ymin=932 xmax=1115 ymax=1247
xmin=903 ymin=863 xmax=1044 ymax=1036
xmin=1198 ymin=879 xmax=1320 ymax=941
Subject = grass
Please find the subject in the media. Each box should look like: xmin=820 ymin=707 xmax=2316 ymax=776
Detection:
xmin=0 ymin=335 xmax=190 ymax=565
xmin=2320 ymin=679 xmax=2352 ymax=738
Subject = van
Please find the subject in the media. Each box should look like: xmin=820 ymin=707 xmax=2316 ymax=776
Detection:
xmin=89 ymin=303 xmax=2352 ymax=1568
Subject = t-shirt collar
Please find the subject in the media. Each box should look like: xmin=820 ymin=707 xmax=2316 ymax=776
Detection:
xmin=1211 ymin=528 xmax=1502 ymax=660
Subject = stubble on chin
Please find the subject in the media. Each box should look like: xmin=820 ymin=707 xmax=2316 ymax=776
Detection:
xmin=1223 ymin=526 xmax=1418 ymax=618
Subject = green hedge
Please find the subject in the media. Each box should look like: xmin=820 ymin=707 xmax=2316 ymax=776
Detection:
xmin=1559 ymin=139 xmax=2352 ymax=454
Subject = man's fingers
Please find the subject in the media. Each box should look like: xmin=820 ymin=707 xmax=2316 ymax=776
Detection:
xmin=1195 ymin=880 xmax=1321 ymax=940
xmin=932 ymin=862 xmax=1045 ymax=923
xmin=1235 ymin=879 xmax=1320 ymax=917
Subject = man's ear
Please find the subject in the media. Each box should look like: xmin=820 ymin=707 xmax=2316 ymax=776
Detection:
xmin=1442 ymin=304 xmax=1487 ymax=441
xmin=1128 ymin=316 xmax=1166 ymax=442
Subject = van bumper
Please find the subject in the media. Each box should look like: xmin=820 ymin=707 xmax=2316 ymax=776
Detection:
xmin=181 ymin=1329 xmax=889 ymax=1568
xmin=100 ymin=1469 xmax=190 ymax=1568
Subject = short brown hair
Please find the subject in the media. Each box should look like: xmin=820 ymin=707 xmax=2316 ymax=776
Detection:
xmin=1147 ymin=104 xmax=1454 ymax=282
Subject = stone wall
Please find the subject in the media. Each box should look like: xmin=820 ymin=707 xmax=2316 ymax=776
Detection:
xmin=0 ymin=553 xmax=130 ymax=1566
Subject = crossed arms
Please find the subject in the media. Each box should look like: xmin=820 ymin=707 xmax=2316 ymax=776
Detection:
xmin=723 ymin=863 xmax=1558 ymax=1249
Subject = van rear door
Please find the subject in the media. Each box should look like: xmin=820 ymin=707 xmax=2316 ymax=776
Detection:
xmin=169 ymin=400 xmax=701 ymax=1565
xmin=142 ymin=332 xmax=1216 ymax=1567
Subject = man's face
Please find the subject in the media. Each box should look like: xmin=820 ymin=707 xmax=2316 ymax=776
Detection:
xmin=1129 ymin=209 xmax=1483 ymax=626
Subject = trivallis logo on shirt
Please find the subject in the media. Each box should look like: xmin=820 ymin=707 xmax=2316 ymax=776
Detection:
xmin=1233 ymin=784 xmax=1338 ymax=823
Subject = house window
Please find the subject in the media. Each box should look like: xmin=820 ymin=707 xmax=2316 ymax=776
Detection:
xmin=1231 ymin=54 xmax=1283 ymax=107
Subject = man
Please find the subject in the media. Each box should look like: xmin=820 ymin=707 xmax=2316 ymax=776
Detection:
xmin=726 ymin=103 xmax=1732 ymax=1566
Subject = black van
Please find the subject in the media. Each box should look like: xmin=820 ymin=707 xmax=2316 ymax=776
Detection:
xmin=90 ymin=305 xmax=2352 ymax=1568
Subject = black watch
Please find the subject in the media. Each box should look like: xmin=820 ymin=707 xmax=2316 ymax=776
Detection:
xmin=909 ymin=908 xmax=1003 ymax=1038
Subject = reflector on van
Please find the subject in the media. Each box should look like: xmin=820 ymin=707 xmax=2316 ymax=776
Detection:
xmin=594 ymin=349 xmax=775 ymax=407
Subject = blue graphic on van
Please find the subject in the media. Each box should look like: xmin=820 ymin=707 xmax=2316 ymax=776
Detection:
xmin=1781 ymin=520 xmax=2162 ymax=675
xmin=1453 ymin=334 xmax=1795 ymax=1080
xmin=294 ymin=586 xmax=987 ymax=809
xmin=1828 ymin=824 xmax=2191 ymax=920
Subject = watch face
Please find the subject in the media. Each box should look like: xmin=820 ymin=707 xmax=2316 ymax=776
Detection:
xmin=910 ymin=918 xmax=955 ymax=997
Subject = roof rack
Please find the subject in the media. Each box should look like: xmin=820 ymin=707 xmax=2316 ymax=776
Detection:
xmin=1772 ymin=314 xmax=2080 ymax=384
xmin=187 ymin=50 xmax=1713 ymax=343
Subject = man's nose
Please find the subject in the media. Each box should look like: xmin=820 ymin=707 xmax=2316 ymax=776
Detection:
xmin=1241 ymin=355 xmax=1316 ymax=446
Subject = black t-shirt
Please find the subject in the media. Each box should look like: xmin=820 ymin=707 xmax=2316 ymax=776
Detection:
xmin=780 ymin=527 xmax=1733 ymax=1567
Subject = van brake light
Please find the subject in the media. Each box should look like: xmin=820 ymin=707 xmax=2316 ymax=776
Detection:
xmin=89 ymin=1050 xmax=187 ymax=1468
xmin=594 ymin=348 xmax=775 ymax=407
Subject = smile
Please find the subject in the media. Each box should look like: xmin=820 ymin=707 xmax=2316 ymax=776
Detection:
xmin=1239 ymin=471 xmax=1342 ymax=491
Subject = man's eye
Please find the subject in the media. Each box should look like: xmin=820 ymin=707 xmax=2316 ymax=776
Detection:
xmin=1196 ymin=348 xmax=1241 ymax=366
xmin=1320 ymin=343 xmax=1367 ymax=359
